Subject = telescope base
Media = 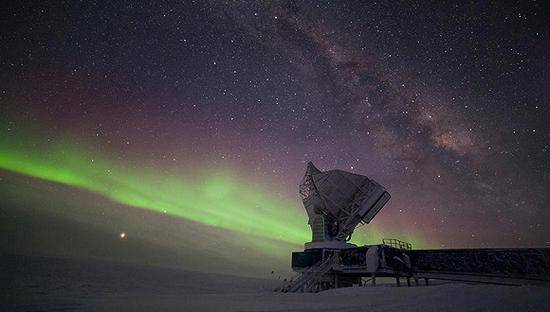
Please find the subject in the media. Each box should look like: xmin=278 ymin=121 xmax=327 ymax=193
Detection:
xmin=304 ymin=241 xmax=356 ymax=250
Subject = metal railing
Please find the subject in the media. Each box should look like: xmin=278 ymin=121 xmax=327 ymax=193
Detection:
xmin=382 ymin=238 xmax=412 ymax=250
xmin=277 ymin=254 xmax=338 ymax=292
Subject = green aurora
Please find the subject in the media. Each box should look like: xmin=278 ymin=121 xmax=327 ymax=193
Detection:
xmin=0 ymin=127 xmax=431 ymax=255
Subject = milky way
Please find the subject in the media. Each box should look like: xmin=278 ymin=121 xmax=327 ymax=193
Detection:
xmin=1 ymin=1 xmax=549 ymax=275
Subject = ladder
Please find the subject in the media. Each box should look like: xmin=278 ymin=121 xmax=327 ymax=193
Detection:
xmin=277 ymin=254 xmax=337 ymax=293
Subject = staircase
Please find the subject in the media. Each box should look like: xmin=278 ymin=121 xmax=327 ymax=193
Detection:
xmin=277 ymin=254 xmax=337 ymax=293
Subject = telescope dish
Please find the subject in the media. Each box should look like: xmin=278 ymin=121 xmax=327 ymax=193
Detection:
xmin=300 ymin=162 xmax=390 ymax=245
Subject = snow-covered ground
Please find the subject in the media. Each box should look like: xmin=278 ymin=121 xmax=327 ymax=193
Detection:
xmin=2 ymin=254 xmax=550 ymax=312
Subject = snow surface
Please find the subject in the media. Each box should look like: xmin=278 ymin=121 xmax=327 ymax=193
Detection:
xmin=2 ymin=254 xmax=550 ymax=311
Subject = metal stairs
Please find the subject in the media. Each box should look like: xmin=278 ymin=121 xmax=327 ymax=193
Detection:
xmin=277 ymin=254 xmax=336 ymax=293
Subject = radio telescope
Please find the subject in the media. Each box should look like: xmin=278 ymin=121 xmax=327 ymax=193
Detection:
xmin=279 ymin=163 xmax=550 ymax=293
xmin=299 ymin=162 xmax=391 ymax=249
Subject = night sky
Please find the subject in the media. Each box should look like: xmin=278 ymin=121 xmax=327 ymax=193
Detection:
xmin=1 ymin=1 xmax=549 ymax=276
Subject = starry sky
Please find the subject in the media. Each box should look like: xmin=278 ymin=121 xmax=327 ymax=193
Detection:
xmin=1 ymin=1 xmax=549 ymax=276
